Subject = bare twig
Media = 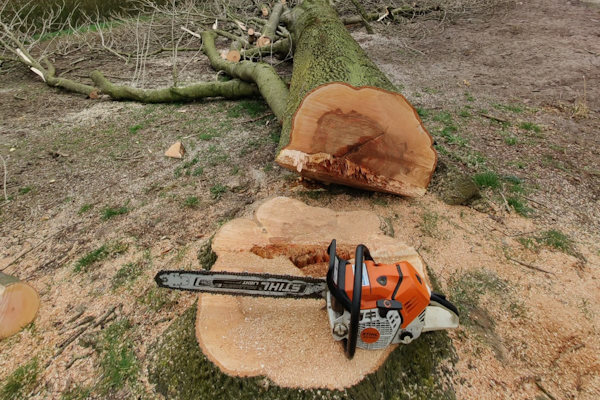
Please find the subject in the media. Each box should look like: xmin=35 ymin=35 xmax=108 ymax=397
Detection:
xmin=534 ymin=378 xmax=557 ymax=400
xmin=0 ymin=154 xmax=7 ymax=202
xmin=480 ymin=113 xmax=508 ymax=123
xmin=508 ymin=256 xmax=555 ymax=275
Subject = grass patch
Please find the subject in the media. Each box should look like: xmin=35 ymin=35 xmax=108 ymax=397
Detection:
xmin=18 ymin=186 xmax=33 ymax=195
xmin=227 ymin=100 xmax=268 ymax=118
xmin=101 ymin=205 xmax=129 ymax=220
xmin=61 ymin=386 xmax=92 ymax=400
xmin=78 ymin=203 xmax=93 ymax=215
xmin=519 ymin=122 xmax=541 ymax=133
xmin=0 ymin=358 xmax=39 ymax=400
xmin=416 ymin=107 xmax=430 ymax=120
xmin=138 ymin=287 xmax=178 ymax=311
xmin=98 ymin=319 xmax=139 ymax=394
xmin=433 ymin=111 xmax=453 ymax=126
xmin=184 ymin=196 xmax=199 ymax=208
xmin=507 ymin=197 xmax=530 ymax=216
xmin=420 ymin=211 xmax=439 ymax=237
xmin=128 ymin=124 xmax=142 ymax=134
xmin=74 ymin=241 xmax=129 ymax=273
xmin=472 ymin=171 xmax=500 ymax=189
xmin=464 ymin=92 xmax=475 ymax=102
xmin=536 ymin=230 xmax=574 ymax=254
xmin=447 ymin=269 xmax=511 ymax=326
xmin=492 ymin=103 xmax=523 ymax=113
xmin=209 ymin=184 xmax=227 ymax=200
xmin=112 ymin=254 xmax=148 ymax=290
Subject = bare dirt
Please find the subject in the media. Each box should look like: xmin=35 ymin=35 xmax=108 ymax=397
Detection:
xmin=1 ymin=0 xmax=599 ymax=399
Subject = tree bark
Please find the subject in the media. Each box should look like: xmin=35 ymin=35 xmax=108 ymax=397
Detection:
xmin=274 ymin=0 xmax=436 ymax=197
xmin=0 ymin=272 xmax=40 ymax=339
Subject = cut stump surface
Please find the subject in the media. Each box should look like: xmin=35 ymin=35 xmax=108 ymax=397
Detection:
xmin=196 ymin=197 xmax=425 ymax=389
xmin=0 ymin=272 xmax=40 ymax=339
xmin=276 ymin=83 xmax=436 ymax=197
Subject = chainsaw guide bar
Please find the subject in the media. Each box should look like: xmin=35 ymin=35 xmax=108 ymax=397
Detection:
xmin=155 ymin=270 xmax=328 ymax=299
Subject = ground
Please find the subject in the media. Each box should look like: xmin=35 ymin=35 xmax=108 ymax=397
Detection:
xmin=1 ymin=0 xmax=599 ymax=399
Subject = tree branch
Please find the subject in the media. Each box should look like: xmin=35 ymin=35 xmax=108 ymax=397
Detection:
xmin=200 ymin=30 xmax=289 ymax=122
xmin=349 ymin=0 xmax=374 ymax=34
xmin=91 ymin=71 xmax=259 ymax=102
xmin=258 ymin=1 xmax=285 ymax=47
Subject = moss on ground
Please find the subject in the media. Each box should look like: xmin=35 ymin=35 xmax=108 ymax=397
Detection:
xmin=148 ymin=305 xmax=457 ymax=400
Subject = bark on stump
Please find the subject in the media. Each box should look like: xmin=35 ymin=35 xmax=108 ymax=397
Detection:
xmin=0 ymin=272 xmax=40 ymax=339
xmin=275 ymin=0 xmax=436 ymax=197
xmin=195 ymin=197 xmax=426 ymax=389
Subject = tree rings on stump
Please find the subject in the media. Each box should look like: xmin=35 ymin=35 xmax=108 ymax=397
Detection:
xmin=276 ymin=83 xmax=436 ymax=197
xmin=0 ymin=273 xmax=40 ymax=339
xmin=195 ymin=197 xmax=425 ymax=389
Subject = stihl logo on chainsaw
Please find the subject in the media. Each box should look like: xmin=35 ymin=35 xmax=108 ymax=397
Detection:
xmin=206 ymin=278 xmax=306 ymax=294
xmin=260 ymin=281 xmax=304 ymax=293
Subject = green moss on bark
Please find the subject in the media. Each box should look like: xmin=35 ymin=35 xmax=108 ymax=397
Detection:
xmin=148 ymin=305 xmax=457 ymax=400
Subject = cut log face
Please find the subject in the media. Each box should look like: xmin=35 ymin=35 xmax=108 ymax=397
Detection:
xmin=196 ymin=197 xmax=425 ymax=389
xmin=276 ymin=83 xmax=436 ymax=197
xmin=0 ymin=273 xmax=40 ymax=339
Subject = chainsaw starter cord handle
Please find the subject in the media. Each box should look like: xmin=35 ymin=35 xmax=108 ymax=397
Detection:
xmin=347 ymin=244 xmax=366 ymax=359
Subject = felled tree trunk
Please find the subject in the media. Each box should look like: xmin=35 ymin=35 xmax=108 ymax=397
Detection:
xmin=0 ymin=273 xmax=40 ymax=339
xmin=274 ymin=0 xmax=436 ymax=197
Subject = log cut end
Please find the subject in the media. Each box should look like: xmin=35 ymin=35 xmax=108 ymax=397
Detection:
xmin=276 ymin=83 xmax=436 ymax=197
xmin=0 ymin=273 xmax=40 ymax=339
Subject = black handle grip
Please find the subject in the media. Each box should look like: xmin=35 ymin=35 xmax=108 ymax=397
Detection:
xmin=346 ymin=244 xmax=365 ymax=359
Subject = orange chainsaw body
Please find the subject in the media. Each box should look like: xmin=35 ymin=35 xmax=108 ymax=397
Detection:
xmin=341 ymin=260 xmax=430 ymax=328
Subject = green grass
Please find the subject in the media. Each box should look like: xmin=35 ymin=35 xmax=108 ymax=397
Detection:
xmin=519 ymin=122 xmax=541 ymax=133
xmin=74 ymin=246 xmax=108 ymax=273
xmin=61 ymin=386 xmax=92 ymax=400
xmin=447 ymin=269 xmax=511 ymax=326
xmin=507 ymin=197 xmax=530 ymax=216
xmin=473 ymin=171 xmax=500 ymax=189
xmin=0 ymin=358 xmax=39 ymax=400
xmin=184 ymin=196 xmax=199 ymax=208
xmin=138 ymin=287 xmax=178 ymax=311
xmin=420 ymin=211 xmax=439 ymax=237
xmin=78 ymin=203 xmax=93 ymax=215
xmin=98 ymin=319 xmax=139 ymax=394
xmin=74 ymin=241 xmax=129 ymax=273
xmin=128 ymin=124 xmax=142 ymax=134
xmin=536 ymin=230 xmax=574 ymax=254
xmin=464 ymin=92 xmax=475 ymax=102
xmin=192 ymin=166 xmax=204 ymax=176
xmin=210 ymin=184 xmax=227 ymax=200
xmin=227 ymin=100 xmax=268 ymax=118
xmin=206 ymin=145 xmax=229 ymax=166
xmin=112 ymin=258 xmax=146 ymax=290
xmin=416 ymin=107 xmax=430 ymax=120
xmin=492 ymin=103 xmax=523 ymax=113
xmin=101 ymin=206 xmax=129 ymax=220
xmin=432 ymin=111 xmax=453 ymax=126
xmin=18 ymin=186 xmax=33 ymax=195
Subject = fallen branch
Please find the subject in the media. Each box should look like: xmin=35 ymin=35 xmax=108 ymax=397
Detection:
xmin=480 ymin=113 xmax=508 ymax=123
xmin=91 ymin=70 xmax=260 ymax=103
xmin=240 ymin=38 xmax=290 ymax=59
xmin=341 ymin=5 xmax=441 ymax=25
xmin=349 ymin=0 xmax=374 ymax=34
xmin=201 ymin=30 xmax=289 ymax=122
xmin=0 ymin=154 xmax=7 ymax=202
xmin=257 ymin=1 xmax=284 ymax=47
xmin=508 ymin=256 xmax=555 ymax=275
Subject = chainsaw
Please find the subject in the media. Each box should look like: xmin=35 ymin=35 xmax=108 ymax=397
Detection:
xmin=155 ymin=239 xmax=459 ymax=359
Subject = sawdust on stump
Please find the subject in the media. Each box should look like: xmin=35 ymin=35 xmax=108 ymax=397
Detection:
xmin=196 ymin=196 xmax=425 ymax=389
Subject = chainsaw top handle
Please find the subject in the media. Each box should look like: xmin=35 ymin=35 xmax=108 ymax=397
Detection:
xmin=326 ymin=240 xmax=373 ymax=359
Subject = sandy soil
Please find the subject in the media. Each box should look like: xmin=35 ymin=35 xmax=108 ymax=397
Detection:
xmin=0 ymin=0 xmax=599 ymax=399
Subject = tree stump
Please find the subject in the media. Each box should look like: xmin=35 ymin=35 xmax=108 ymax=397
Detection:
xmin=195 ymin=197 xmax=425 ymax=389
xmin=0 ymin=272 xmax=40 ymax=339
